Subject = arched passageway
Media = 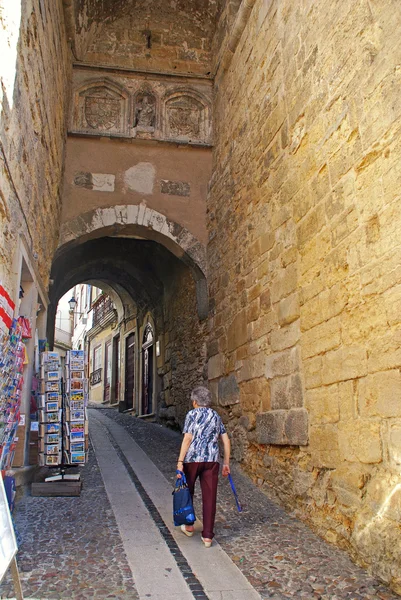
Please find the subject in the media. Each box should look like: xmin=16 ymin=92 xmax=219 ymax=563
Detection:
xmin=48 ymin=228 xmax=208 ymax=427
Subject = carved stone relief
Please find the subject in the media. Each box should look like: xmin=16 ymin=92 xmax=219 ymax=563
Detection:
xmin=165 ymin=95 xmax=204 ymax=140
xmin=71 ymin=75 xmax=212 ymax=143
xmin=76 ymin=83 xmax=128 ymax=135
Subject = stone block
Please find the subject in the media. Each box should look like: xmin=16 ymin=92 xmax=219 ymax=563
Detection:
xmin=218 ymin=373 xmax=240 ymax=406
xmin=208 ymin=353 xmax=223 ymax=380
xmin=285 ymin=408 xmax=309 ymax=445
xmin=301 ymin=317 xmax=341 ymax=359
xmin=338 ymin=419 xmax=382 ymax=464
xmin=270 ymin=319 xmax=300 ymax=352
xmin=227 ymin=309 xmax=247 ymax=351
xmin=271 ymin=373 xmax=303 ymax=409
xmin=309 ymin=424 xmax=340 ymax=468
xmin=322 ymin=345 xmax=367 ymax=385
xmin=265 ymin=346 xmax=300 ymax=379
xmin=358 ymin=370 xmax=401 ymax=418
xmin=292 ymin=467 xmax=315 ymax=497
xmin=250 ymin=311 xmax=275 ymax=340
xmin=160 ymin=179 xmax=190 ymax=196
xmin=338 ymin=380 xmax=357 ymax=420
xmin=303 ymin=355 xmax=323 ymax=389
xmin=278 ymin=292 xmax=300 ymax=326
xmin=231 ymin=425 xmax=249 ymax=462
xmin=305 ymin=385 xmax=340 ymax=424
xmin=271 ymin=263 xmax=298 ymax=303
xmin=256 ymin=410 xmax=287 ymax=445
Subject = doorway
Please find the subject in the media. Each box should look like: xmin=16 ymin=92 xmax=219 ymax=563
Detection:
xmin=125 ymin=333 xmax=135 ymax=410
xmin=112 ymin=335 xmax=120 ymax=403
xmin=141 ymin=323 xmax=154 ymax=415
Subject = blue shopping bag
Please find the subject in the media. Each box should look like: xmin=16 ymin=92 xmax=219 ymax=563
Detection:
xmin=172 ymin=470 xmax=196 ymax=526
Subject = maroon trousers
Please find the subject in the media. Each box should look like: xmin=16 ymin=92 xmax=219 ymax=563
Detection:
xmin=184 ymin=462 xmax=219 ymax=539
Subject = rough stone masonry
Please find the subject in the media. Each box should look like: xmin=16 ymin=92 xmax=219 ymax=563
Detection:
xmin=208 ymin=0 xmax=401 ymax=593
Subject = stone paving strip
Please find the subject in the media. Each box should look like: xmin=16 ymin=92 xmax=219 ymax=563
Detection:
xmin=90 ymin=409 xmax=262 ymax=600
xmin=99 ymin=407 xmax=400 ymax=600
xmin=0 ymin=438 xmax=138 ymax=600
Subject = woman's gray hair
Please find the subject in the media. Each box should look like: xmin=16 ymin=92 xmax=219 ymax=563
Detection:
xmin=191 ymin=386 xmax=212 ymax=407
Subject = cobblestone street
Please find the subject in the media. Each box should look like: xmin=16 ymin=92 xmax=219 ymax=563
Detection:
xmin=1 ymin=407 xmax=399 ymax=600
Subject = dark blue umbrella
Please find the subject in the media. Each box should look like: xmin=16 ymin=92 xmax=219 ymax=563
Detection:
xmin=228 ymin=473 xmax=242 ymax=512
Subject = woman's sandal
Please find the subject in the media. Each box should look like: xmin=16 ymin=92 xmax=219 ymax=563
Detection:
xmin=201 ymin=537 xmax=212 ymax=547
xmin=180 ymin=524 xmax=194 ymax=537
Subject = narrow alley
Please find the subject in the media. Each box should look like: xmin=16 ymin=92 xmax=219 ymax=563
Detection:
xmin=0 ymin=408 xmax=397 ymax=600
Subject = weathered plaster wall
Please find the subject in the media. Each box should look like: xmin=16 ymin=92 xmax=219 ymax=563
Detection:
xmin=77 ymin=0 xmax=218 ymax=76
xmin=160 ymin=264 xmax=207 ymax=428
xmin=0 ymin=0 xmax=70 ymax=294
xmin=0 ymin=0 xmax=70 ymax=296
xmin=209 ymin=0 xmax=401 ymax=592
xmin=62 ymin=136 xmax=211 ymax=245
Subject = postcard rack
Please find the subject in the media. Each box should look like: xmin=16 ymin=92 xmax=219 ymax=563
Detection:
xmin=33 ymin=350 xmax=89 ymax=494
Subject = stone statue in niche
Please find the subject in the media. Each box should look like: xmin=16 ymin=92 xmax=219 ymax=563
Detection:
xmin=83 ymin=87 xmax=122 ymax=130
xmin=134 ymin=93 xmax=156 ymax=130
xmin=166 ymin=96 xmax=203 ymax=139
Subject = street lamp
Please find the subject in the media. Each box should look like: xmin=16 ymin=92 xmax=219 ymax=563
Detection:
xmin=68 ymin=296 xmax=77 ymax=312
xmin=68 ymin=295 xmax=87 ymax=324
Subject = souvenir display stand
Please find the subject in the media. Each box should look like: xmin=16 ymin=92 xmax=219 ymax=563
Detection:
xmin=31 ymin=350 xmax=88 ymax=497
xmin=0 ymin=319 xmax=25 ymax=471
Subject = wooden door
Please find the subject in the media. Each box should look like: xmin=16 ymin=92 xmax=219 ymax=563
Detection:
xmin=141 ymin=324 xmax=154 ymax=415
xmin=125 ymin=333 xmax=135 ymax=410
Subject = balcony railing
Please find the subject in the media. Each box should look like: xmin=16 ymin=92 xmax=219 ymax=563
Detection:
xmin=92 ymin=295 xmax=113 ymax=326
xmin=90 ymin=368 xmax=102 ymax=386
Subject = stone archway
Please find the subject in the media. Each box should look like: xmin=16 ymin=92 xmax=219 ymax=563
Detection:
xmin=57 ymin=205 xmax=208 ymax=319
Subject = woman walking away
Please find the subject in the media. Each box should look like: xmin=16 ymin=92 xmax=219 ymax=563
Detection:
xmin=176 ymin=386 xmax=231 ymax=547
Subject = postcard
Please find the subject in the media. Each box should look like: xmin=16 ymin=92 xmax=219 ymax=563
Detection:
xmin=70 ymin=431 xmax=85 ymax=441
xmin=70 ymin=370 xmax=83 ymax=379
xmin=46 ymin=433 xmax=59 ymax=444
xmin=70 ymin=360 xmax=84 ymax=370
xmin=70 ymin=391 xmax=84 ymax=401
xmin=46 ymin=371 xmax=59 ymax=381
xmin=45 ymin=381 xmax=59 ymax=392
xmin=46 ymin=411 xmax=60 ymax=423
xmin=70 ymin=379 xmax=84 ymax=391
xmin=45 ymin=422 xmax=60 ymax=434
xmin=71 ymin=409 xmax=84 ymax=422
xmin=46 ymin=454 xmax=59 ymax=466
xmin=70 ymin=442 xmax=84 ymax=453
xmin=41 ymin=351 xmax=60 ymax=363
xmin=70 ymin=400 xmax=84 ymax=411
xmin=46 ymin=444 xmax=59 ymax=455
xmin=46 ymin=401 xmax=59 ymax=412
xmin=70 ymin=422 xmax=84 ymax=433
xmin=46 ymin=391 xmax=60 ymax=401
xmin=71 ymin=452 xmax=85 ymax=464
xmin=70 ymin=350 xmax=84 ymax=359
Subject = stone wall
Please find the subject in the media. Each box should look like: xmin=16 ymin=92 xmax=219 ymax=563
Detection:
xmin=72 ymin=0 xmax=218 ymax=76
xmin=209 ymin=0 xmax=401 ymax=592
xmin=0 ymin=0 xmax=70 ymax=293
xmin=160 ymin=264 xmax=207 ymax=428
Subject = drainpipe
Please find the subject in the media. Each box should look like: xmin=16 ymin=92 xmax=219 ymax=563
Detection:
xmin=215 ymin=0 xmax=258 ymax=81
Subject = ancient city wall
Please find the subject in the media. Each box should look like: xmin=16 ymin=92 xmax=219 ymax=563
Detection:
xmin=73 ymin=0 xmax=218 ymax=76
xmin=0 ymin=0 xmax=70 ymax=295
xmin=209 ymin=0 xmax=401 ymax=592
xmin=161 ymin=264 xmax=208 ymax=428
